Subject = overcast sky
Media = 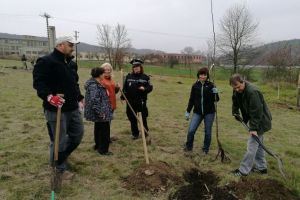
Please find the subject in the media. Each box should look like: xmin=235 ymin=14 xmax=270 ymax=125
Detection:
xmin=1 ymin=0 xmax=299 ymax=53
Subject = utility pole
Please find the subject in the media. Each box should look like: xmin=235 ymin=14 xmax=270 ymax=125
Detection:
xmin=40 ymin=12 xmax=51 ymax=53
xmin=74 ymin=31 xmax=79 ymax=63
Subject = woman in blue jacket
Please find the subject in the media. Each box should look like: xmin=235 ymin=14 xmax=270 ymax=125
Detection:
xmin=184 ymin=67 xmax=219 ymax=154
xmin=84 ymin=67 xmax=113 ymax=155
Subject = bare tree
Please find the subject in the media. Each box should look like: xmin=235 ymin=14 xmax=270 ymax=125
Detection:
xmin=181 ymin=46 xmax=194 ymax=69
xmin=205 ymin=39 xmax=214 ymax=67
xmin=181 ymin=46 xmax=194 ymax=77
xmin=218 ymin=3 xmax=258 ymax=73
xmin=97 ymin=23 xmax=131 ymax=69
xmin=263 ymin=45 xmax=296 ymax=99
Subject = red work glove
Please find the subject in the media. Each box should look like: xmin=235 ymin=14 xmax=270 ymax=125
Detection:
xmin=47 ymin=95 xmax=65 ymax=107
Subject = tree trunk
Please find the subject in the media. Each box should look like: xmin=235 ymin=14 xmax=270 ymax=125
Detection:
xmin=297 ymin=73 xmax=300 ymax=107
xmin=233 ymin=50 xmax=238 ymax=73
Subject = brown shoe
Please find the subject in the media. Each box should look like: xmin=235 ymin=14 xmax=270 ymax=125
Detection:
xmin=61 ymin=170 xmax=74 ymax=180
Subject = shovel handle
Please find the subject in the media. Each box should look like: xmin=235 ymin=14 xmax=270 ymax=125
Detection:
xmin=233 ymin=114 xmax=286 ymax=178
xmin=54 ymin=94 xmax=64 ymax=162
xmin=233 ymin=114 xmax=275 ymax=157
xmin=54 ymin=107 xmax=62 ymax=161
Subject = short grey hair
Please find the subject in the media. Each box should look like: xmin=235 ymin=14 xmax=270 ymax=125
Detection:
xmin=229 ymin=73 xmax=244 ymax=85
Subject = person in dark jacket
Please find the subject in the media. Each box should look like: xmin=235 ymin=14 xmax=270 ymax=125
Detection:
xmin=184 ymin=67 xmax=219 ymax=154
xmin=33 ymin=36 xmax=84 ymax=179
xmin=230 ymin=74 xmax=272 ymax=176
xmin=84 ymin=67 xmax=113 ymax=155
xmin=21 ymin=54 xmax=28 ymax=70
xmin=121 ymin=58 xmax=153 ymax=139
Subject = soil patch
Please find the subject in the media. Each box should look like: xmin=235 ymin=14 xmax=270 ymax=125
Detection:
xmin=123 ymin=161 xmax=182 ymax=193
xmin=228 ymin=177 xmax=300 ymax=200
xmin=272 ymin=102 xmax=300 ymax=111
xmin=169 ymin=168 xmax=237 ymax=200
xmin=169 ymin=168 xmax=299 ymax=200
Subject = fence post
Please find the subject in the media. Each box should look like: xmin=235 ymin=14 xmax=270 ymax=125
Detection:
xmin=297 ymin=73 xmax=300 ymax=107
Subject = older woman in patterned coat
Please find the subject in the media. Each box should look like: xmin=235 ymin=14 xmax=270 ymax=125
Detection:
xmin=84 ymin=67 xmax=113 ymax=155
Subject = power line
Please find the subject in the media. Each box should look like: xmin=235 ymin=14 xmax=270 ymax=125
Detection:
xmin=56 ymin=16 xmax=209 ymax=40
xmin=0 ymin=12 xmax=210 ymax=41
xmin=0 ymin=13 xmax=37 ymax=17
xmin=127 ymin=28 xmax=209 ymax=40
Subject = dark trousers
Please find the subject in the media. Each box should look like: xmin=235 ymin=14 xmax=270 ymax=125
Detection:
xmin=94 ymin=121 xmax=110 ymax=153
xmin=126 ymin=102 xmax=149 ymax=137
xmin=45 ymin=109 xmax=84 ymax=170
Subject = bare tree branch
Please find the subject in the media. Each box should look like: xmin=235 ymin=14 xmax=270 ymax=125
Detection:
xmin=97 ymin=23 xmax=131 ymax=69
xmin=218 ymin=3 xmax=258 ymax=72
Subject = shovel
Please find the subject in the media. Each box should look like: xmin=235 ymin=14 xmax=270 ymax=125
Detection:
xmin=50 ymin=95 xmax=64 ymax=199
xmin=233 ymin=114 xmax=286 ymax=178
xmin=120 ymin=89 xmax=151 ymax=145
xmin=213 ymin=92 xmax=230 ymax=163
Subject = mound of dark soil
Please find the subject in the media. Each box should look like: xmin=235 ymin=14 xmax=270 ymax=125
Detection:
xmin=123 ymin=161 xmax=182 ymax=193
xmin=170 ymin=168 xmax=299 ymax=200
xmin=228 ymin=177 xmax=300 ymax=200
xmin=169 ymin=168 xmax=237 ymax=200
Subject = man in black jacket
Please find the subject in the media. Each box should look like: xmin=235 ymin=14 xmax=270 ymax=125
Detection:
xmin=33 ymin=36 xmax=84 ymax=179
xmin=121 ymin=59 xmax=153 ymax=139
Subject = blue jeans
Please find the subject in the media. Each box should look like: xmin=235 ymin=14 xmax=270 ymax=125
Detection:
xmin=185 ymin=113 xmax=215 ymax=153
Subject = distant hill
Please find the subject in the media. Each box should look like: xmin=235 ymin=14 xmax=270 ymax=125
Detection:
xmin=77 ymin=42 xmax=165 ymax=55
xmin=1 ymin=32 xmax=299 ymax=61
xmin=128 ymin=48 xmax=165 ymax=55
xmin=0 ymin=32 xmax=164 ymax=55
xmin=219 ymin=39 xmax=300 ymax=66
xmin=77 ymin=42 xmax=104 ymax=53
xmin=251 ymin=39 xmax=300 ymax=65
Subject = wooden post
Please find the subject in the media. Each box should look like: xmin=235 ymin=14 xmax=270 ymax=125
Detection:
xmin=277 ymin=82 xmax=280 ymax=100
xmin=137 ymin=112 xmax=149 ymax=164
xmin=120 ymin=69 xmax=125 ymax=86
xmin=297 ymin=73 xmax=300 ymax=107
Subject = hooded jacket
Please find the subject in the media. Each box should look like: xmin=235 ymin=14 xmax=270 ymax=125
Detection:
xmin=232 ymin=81 xmax=272 ymax=133
xmin=84 ymin=78 xmax=112 ymax=122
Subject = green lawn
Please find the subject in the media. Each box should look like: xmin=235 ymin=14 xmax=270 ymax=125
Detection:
xmin=0 ymin=60 xmax=299 ymax=199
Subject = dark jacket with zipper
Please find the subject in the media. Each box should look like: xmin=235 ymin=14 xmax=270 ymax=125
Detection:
xmin=232 ymin=81 xmax=272 ymax=134
xmin=186 ymin=80 xmax=219 ymax=115
xmin=121 ymin=72 xmax=153 ymax=105
xmin=33 ymin=48 xmax=84 ymax=112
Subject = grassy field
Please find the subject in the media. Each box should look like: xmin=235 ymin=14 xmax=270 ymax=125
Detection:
xmin=0 ymin=60 xmax=299 ymax=199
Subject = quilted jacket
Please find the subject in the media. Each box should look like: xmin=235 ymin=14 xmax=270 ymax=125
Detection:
xmin=84 ymin=78 xmax=112 ymax=122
